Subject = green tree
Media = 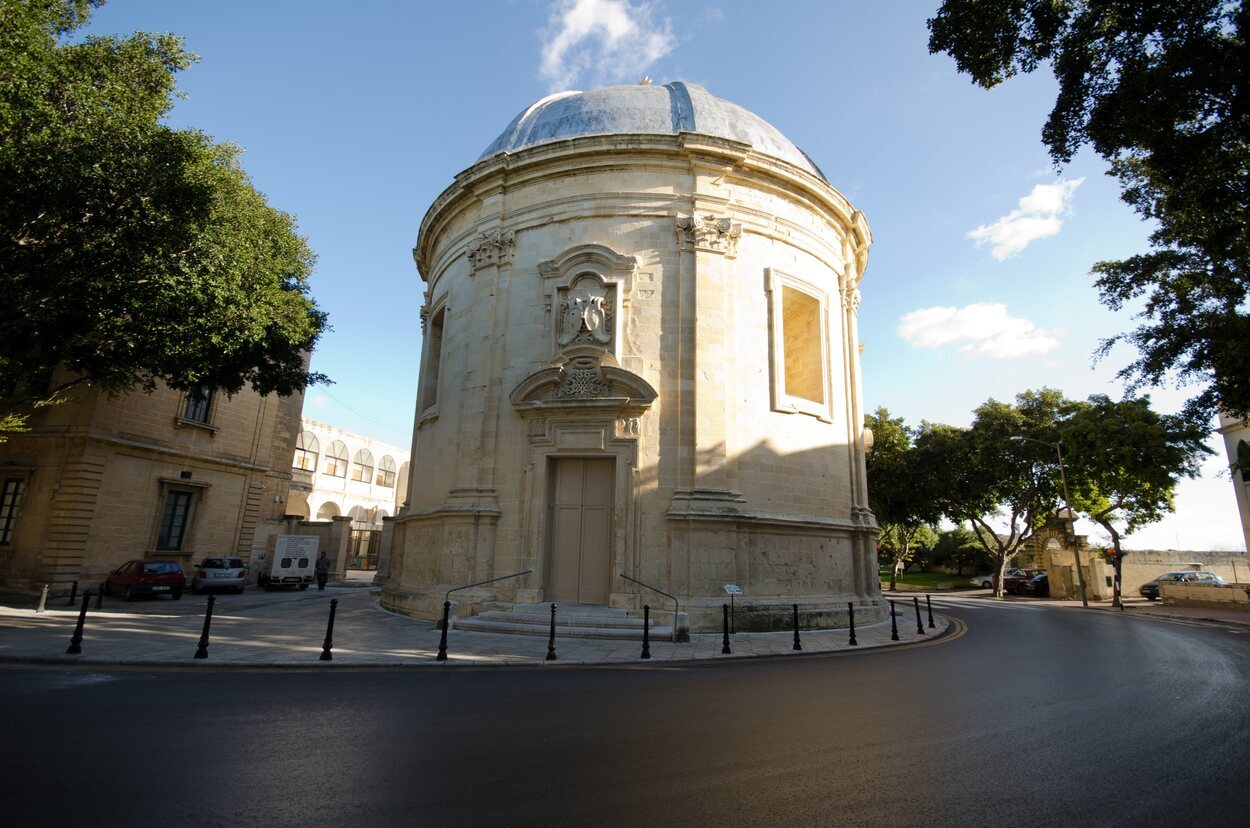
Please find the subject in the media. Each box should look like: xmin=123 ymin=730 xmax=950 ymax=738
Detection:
xmin=930 ymin=526 xmax=989 ymax=576
xmin=1061 ymin=394 xmax=1209 ymax=606
xmin=0 ymin=0 xmax=326 ymax=437
xmin=912 ymin=389 xmax=1070 ymax=596
xmin=865 ymin=407 xmax=938 ymax=590
xmin=929 ymin=1 xmax=1250 ymax=425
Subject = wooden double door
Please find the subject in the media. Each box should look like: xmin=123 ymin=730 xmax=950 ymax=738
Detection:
xmin=546 ymin=458 xmax=613 ymax=604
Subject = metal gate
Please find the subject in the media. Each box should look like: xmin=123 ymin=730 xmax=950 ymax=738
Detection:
xmin=348 ymin=529 xmax=381 ymax=570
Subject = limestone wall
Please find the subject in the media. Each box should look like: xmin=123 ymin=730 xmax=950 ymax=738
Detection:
xmin=386 ymin=132 xmax=880 ymax=630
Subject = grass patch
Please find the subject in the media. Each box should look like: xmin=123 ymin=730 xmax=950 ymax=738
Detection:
xmin=879 ymin=570 xmax=978 ymax=590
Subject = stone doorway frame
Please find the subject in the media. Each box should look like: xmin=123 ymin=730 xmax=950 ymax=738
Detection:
xmin=544 ymin=455 xmax=616 ymax=605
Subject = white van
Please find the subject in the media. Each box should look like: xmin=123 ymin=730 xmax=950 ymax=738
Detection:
xmin=258 ymin=535 xmax=318 ymax=590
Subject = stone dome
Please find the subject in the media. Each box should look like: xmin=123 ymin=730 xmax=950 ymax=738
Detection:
xmin=478 ymin=81 xmax=827 ymax=181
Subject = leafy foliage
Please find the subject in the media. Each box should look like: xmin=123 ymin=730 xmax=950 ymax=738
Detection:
xmin=911 ymin=389 xmax=1071 ymax=596
xmin=1060 ymin=394 xmax=1209 ymax=604
xmin=0 ymin=0 xmax=326 ymax=435
xmin=865 ymin=408 xmax=939 ymax=590
xmin=929 ymin=1 xmax=1250 ymax=424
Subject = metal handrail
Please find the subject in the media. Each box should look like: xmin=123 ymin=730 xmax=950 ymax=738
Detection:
xmin=618 ymin=573 xmax=683 ymax=643
xmin=445 ymin=570 xmax=532 ymax=604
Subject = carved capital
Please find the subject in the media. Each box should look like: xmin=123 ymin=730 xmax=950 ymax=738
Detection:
xmin=675 ymin=213 xmax=741 ymax=258
xmin=466 ymin=229 xmax=515 ymax=270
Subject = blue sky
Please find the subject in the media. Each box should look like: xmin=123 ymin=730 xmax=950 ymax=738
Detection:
xmin=83 ymin=0 xmax=1244 ymax=551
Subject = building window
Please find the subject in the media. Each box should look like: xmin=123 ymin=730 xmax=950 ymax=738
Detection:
xmin=419 ymin=305 xmax=446 ymax=412
xmin=157 ymin=490 xmax=193 ymax=550
xmin=0 ymin=478 xmax=24 ymax=545
xmin=294 ymin=431 xmax=320 ymax=471
xmin=1239 ymin=440 xmax=1250 ymax=483
xmin=183 ymin=387 xmax=214 ymax=423
xmin=351 ymin=449 xmax=374 ymax=483
xmin=766 ymin=269 xmax=831 ymax=420
xmin=324 ymin=440 xmax=348 ymax=477
xmin=376 ymin=455 xmax=397 ymax=487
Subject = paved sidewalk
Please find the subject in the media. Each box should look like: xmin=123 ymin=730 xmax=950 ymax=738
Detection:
xmin=0 ymin=582 xmax=952 ymax=668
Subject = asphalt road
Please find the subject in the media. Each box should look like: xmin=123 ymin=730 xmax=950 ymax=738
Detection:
xmin=4 ymin=599 xmax=1248 ymax=827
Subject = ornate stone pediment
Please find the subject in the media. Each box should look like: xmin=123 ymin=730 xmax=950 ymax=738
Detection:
xmin=510 ymin=355 xmax=656 ymax=421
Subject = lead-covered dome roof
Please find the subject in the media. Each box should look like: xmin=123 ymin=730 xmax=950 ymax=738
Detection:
xmin=478 ymin=81 xmax=826 ymax=181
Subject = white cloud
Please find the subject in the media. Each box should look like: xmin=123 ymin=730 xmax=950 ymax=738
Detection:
xmin=897 ymin=302 xmax=1062 ymax=359
xmin=968 ymin=178 xmax=1085 ymax=260
xmin=539 ymin=0 xmax=676 ymax=92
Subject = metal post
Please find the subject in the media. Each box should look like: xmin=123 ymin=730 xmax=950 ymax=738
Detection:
xmin=1055 ymin=441 xmax=1089 ymax=608
xmin=721 ymin=604 xmax=731 ymax=654
xmin=67 ymin=580 xmax=78 ymax=606
xmin=36 ymin=584 xmax=48 ymax=614
xmin=65 ymin=591 xmax=91 ymax=654
xmin=926 ymin=594 xmax=936 ymax=628
xmin=792 ymin=603 xmax=802 ymax=651
xmin=436 ymin=600 xmax=450 ymax=662
xmin=95 ymin=585 xmax=104 ymax=610
xmin=194 ymin=594 xmax=215 ymax=659
xmin=847 ymin=602 xmax=858 ymax=646
xmin=913 ymin=596 xmax=926 ymax=635
xmin=730 ymin=593 xmax=735 ymax=635
xmin=641 ymin=605 xmax=652 ymax=659
xmin=890 ymin=601 xmax=899 ymax=641
xmin=546 ymin=603 xmax=557 ymax=661
xmin=319 ymin=598 xmax=338 ymax=661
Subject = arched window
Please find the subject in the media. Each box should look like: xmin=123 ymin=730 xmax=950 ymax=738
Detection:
xmin=351 ymin=449 xmax=375 ymax=483
xmin=324 ymin=441 xmax=348 ymax=477
xmin=293 ymin=431 xmax=320 ymax=471
xmin=316 ymin=501 xmax=341 ymax=520
xmin=1239 ymin=440 xmax=1250 ymax=483
xmin=348 ymin=505 xmax=370 ymax=527
xmin=375 ymin=455 xmax=397 ymax=487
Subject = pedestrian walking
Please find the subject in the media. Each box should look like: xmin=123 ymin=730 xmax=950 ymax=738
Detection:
xmin=315 ymin=553 xmax=330 ymax=591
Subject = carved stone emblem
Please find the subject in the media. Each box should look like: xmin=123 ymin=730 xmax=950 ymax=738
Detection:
xmin=557 ymin=275 xmax=614 ymax=348
xmin=555 ymin=356 xmax=612 ymax=400
xmin=466 ymin=229 xmax=515 ymax=269
xmin=675 ymin=213 xmax=742 ymax=257
xmin=619 ymin=417 xmax=640 ymax=437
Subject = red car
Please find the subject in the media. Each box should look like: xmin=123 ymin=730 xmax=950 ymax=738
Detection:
xmin=105 ymin=560 xmax=187 ymax=601
xmin=1003 ymin=568 xmax=1044 ymax=594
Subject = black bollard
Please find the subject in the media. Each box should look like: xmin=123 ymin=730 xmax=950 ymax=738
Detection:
xmin=847 ymin=601 xmax=858 ymax=646
xmin=436 ymin=600 xmax=451 ymax=662
xmin=542 ymin=602 xmax=557 ymax=660
xmin=65 ymin=591 xmax=91 ymax=654
xmin=926 ymin=594 xmax=936 ymax=629
xmin=36 ymin=584 xmax=48 ymax=614
xmin=95 ymin=585 xmax=104 ymax=609
xmin=890 ymin=600 xmax=899 ymax=641
xmin=194 ymin=594 xmax=215 ymax=659
xmin=792 ymin=603 xmax=802 ymax=651
xmin=320 ymin=598 xmax=338 ymax=661
xmin=640 ymin=605 xmax=652 ymax=659
xmin=67 ymin=579 xmax=78 ymax=606
xmin=913 ymin=596 xmax=926 ymax=635
xmin=721 ymin=604 xmax=732 ymax=654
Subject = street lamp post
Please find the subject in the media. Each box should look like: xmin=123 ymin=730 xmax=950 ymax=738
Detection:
xmin=1010 ymin=436 xmax=1089 ymax=607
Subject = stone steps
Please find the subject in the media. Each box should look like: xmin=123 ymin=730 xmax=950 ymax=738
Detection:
xmin=454 ymin=603 xmax=672 ymax=641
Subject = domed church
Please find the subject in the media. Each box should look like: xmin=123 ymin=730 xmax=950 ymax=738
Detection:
xmin=380 ymin=81 xmax=883 ymax=631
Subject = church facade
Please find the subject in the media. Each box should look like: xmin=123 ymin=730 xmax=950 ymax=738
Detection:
xmin=381 ymin=82 xmax=883 ymax=630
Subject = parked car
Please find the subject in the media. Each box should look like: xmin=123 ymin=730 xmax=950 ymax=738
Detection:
xmin=105 ymin=560 xmax=187 ymax=601
xmin=1139 ymin=571 xmax=1225 ymax=600
xmin=968 ymin=568 xmax=1042 ymax=592
xmin=191 ymin=557 xmax=248 ymax=594
xmin=1004 ymin=568 xmax=1045 ymax=594
xmin=1020 ymin=572 xmax=1049 ymax=597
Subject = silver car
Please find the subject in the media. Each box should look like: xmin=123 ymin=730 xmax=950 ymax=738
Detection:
xmin=191 ymin=557 xmax=248 ymax=594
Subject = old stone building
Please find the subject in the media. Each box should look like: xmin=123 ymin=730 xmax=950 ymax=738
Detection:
xmin=1218 ymin=412 xmax=1250 ymax=553
xmin=381 ymin=81 xmax=883 ymax=630
xmin=0 ymin=373 xmax=303 ymax=594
